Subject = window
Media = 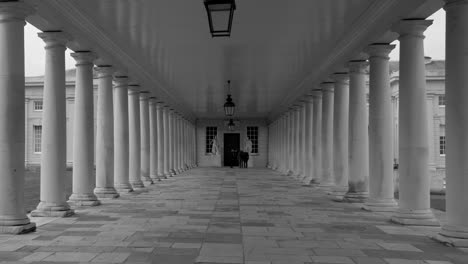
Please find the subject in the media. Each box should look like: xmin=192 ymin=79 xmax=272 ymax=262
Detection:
xmin=440 ymin=136 xmax=446 ymax=156
xmin=33 ymin=100 xmax=43 ymax=111
xmin=206 ymin=126 xmax=217 ymax=154
xmin=439 ymin=95 xmax=446 ymax=107
xmin=33 ymin=125 xmax=42 ymax=153
xmin=247 ymin=126 xmax=259 ymax=154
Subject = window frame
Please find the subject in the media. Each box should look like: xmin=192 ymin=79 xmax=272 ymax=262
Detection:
xmin=33 ymin=125 xmax=42 ymax=154
xmin=205 ymin=126 xmax=218 ymax=154
xmin=33 ymin=100 xmax=43 ymax=111
xmin=439 ymin=135 xmax=446 ymax=156
xmin=439 ymin=95 xmax=446 ymax=107
xmin=246 ymin=126 xmax=259 ymax=155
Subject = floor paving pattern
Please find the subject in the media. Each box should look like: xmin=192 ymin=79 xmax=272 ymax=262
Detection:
xmin=1 ymin=167 xmax=467 ymax=264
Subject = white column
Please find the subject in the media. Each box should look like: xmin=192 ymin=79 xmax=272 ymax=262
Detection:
xmin=331 ymin=73 xmax=350 ymax=201
xmin=140 ymin=91 xmax=152 ymax=185
xmin=391 ymin=19 xmax=438 ymax=226
xmin=128 ymin=85 xmax=144 ymax=190
xmin=149 ymin=97 xmax=159 ymax=181
xmin=303 ymin=97 xmax=313 ymax=184
xmin=113 ymin=75 xmax=133 ymax=193
xmin=426 ymin=94 xmax=437 ymax=191
xmin=299 ymin=102 xmax=307 ymax=180
xmin=281 ymin=114 xmax=288 ymax=174
xmin=294 ymin=106 xmax=302 ymax=177
xmin=176 ymin=115 xmax=182 ymax=173
xmin=364 ymin=44 xmax=398 ymax=211
xmin=288 ymin=109 xmax=295 ymax=175
xmin=0 ymin=2 xmax=36 ymax=234
xmin=344 ymin=61 xmax=369 ymax=202
xmin=93 ymin=65 xmax=119 ymax=199
xmin=168 ymin=110 xmax=176 ymax=175
xmin=32 ymin=31 xmax=74 ymax=217
xmin=156 ymin=102 xmax=165 ymax=178
xmin=319 ymin=82 xmax=335 ymax=188
xmin=163 ymin=106 xmax=171 ymax=177
xmin=439 ymin=0 xmax=468 ymax=242
xmin=68 ymin=51 xmax=100 ymax=206
xmin=312 ymin=91 xmax=322 ymax=184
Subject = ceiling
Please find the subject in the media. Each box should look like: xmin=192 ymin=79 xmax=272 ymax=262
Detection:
xmin=25 ymin=0 xmax=443 ymax=121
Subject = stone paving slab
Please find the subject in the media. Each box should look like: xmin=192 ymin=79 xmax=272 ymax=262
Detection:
xmin=1 ymin=168 xmax=468 ymax=264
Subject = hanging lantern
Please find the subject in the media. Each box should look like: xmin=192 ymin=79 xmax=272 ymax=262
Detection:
xmin=204 ymin=0 xmax=236 ymax=37
xmin=223 ymin=80 xmax=235 ymax=116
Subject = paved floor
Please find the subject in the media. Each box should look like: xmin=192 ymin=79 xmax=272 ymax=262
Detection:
xmin=1 ymin=167 xmax=467 ymax=264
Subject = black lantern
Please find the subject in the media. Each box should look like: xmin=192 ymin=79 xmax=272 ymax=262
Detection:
xmin=204 ymin=0 xmax=236 ymax=37
xmin=227 ymin=119 xmax=235 ymax=131
xmin=224 ymin=80 xmax=235 ymax=116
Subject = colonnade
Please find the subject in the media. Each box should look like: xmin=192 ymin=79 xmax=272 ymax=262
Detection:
xmin=0 ymin=1 xmax=197 ymax=234
xmin=268 ymin=0 xmax=468 ymax=243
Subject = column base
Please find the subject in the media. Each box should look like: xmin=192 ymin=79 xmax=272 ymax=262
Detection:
xmin=151 ymin=175 xmax=162 ymax=182
xmin=433 ymin=225 xmax=468 ymax=247
xmin=31 ymin=202 xmax=74 ymax=217
xmin=142 ymin=178 xmax=154 ymax=186
xmin=68 ymin=193 xmax=101 ymax=207
xmin=94 ymin=187 xmax=120 ymax=199
xmin=391 ymin=209 xmax=440 ymax=226
xmin=0 ymin=223 xmax=36 ymax=235
xmin=331 ymin=186 xmax=348 ymax=202
xmin=130 ymin=180 xmax=145 ymax=190
xmin=163 ymin=172 xmax=171 ymax=178
xmin=170 ymin=169 xmax=176 ymax=176
xmin=114 ymin=183 xmax=134 ymax=193
xmin=343 ymin=191 xmax=369 ymax=203
xmin=363 ymin=198 xmax=397 ymax=212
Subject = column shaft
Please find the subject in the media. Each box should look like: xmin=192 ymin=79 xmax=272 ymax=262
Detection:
xmin=156 ymin=102 xmax=165 ymax=178
xmin=140 ymin=92 xmax=152 ymax=185
xmin=149 ymin=98 xmax=159 ymax=181
xmin=128 ymin=87 xmax=144 ymax=189
xmin=319 ymin=83 xmax=334 ymax=188
xmin=32 ymin=32 xmax=74 ymax=216
xmin=391 ymin=19 xmax=438 ymax=226
xmin=163 ymin=107 xmax=171 ymax=177
xmin=345 ymin=61 xmax=369 ymax=202
xmin=303 ymin=98 xmax=314 ymax=184
xmin=312 ymin=92 xmax=322 ymax=184
xmin=0 ymin=2 xmax=36 ymax=234
xmin=113 ymin=76 xmax=133 ymax=193
xmin=94 ymin=66 xmax=119 ymax=199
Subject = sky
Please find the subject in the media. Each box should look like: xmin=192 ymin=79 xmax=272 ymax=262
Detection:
xmin=23 ymin=9 xmax=446 ymax=77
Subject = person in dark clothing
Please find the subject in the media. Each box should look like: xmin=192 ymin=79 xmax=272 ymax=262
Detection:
xmin=239 ymin=151 xmax=249 ymax=168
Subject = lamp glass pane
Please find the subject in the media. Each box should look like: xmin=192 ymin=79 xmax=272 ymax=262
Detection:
xmin=210 ymin=10 xmax=230 ymax=32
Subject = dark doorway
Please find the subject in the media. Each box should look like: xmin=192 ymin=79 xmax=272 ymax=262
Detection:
xmin=224 ymin=133 xmax=240 ymax=167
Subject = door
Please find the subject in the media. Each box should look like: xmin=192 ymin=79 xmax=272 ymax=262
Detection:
xmin=224 ymin=133 xmax=240 ymax=167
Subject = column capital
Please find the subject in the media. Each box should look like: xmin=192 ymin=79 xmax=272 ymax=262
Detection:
xmin=128 ymin=84 xmax=140 ymax=93
xmin=332 ymin=72 xmax=349 ymax=83
xmin=148 ymin=96 xmax=157 ymax=105
xmin=321 ymin=82 xmax=335 ymax=93
xmin=302 ymin=95 xmax=314 ymax=103
xmin=38 ymin=31 xmax=71 ymax=49
xmin=113 ymin=75 xmax=128 ymax=88
xmin=156 ymin=102 xmax=164 ymax=109
xmin=348 ymin=60 xmax=368 ymax=74
xmin=0 ymin=1 xmax=35 ymax=22
xmin=95 ymin=65 xmax=114 ymax=78
xmin=139 ymin=91 xmax=150 ymax=101
xmin=71 ymin=51 xmax=97 ymax=66
xmin=365 ymin=44 xmax=396 ymax=59
xmin=392 ymin=19 xmax=433 ymax=39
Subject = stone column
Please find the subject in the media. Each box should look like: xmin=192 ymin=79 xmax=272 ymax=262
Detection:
xmin=344 ymin=61 xmax=369 ymax=202
xmin=426 ymin=94 xmax=437 ymax=191
xmin=140 ymin=91 xmax=152 ymax=185
xmin=68 ymin=51 xmax=100 ymax=206
xmin=281 ymin=114 xmax=288 ymax=174
xmin=302 ymin=97 xmax=313 ymax=184
xmin=149 ymin=97 xmax=159 ymax=181
xmin=93 ymin=66 xmax=119 ymax=199
xmin=168 ymin=110 xmax=175 ymax=175
xmin=319 ymin=82 xmax=335 ymax=189
xmin=113 ymin=75 xmax=133 ymax=193
xmin=312 ymin=91 xmax=322 ymax=184
xmin=176 ymin=115 xmax=183 ymax=173
xmin=128 ymin=85 xmax=144 ymax=190
xmin=0 ymin=1 xmax=36 ymax=234
xmin=364 ymin=44 xmax=398 ymax=211
xmin=391 ymin=19 xmax=438 ymax=226
xmin=32 ymin=31 xmax=74 ymax=217
xmin=331 ymin=73 xmax=350 ymax=201
xmin=299 ymin=102 xmax=307 ymax=180
xmin=163 ymin=106 xmax=171 ymax=177
xmin=438 ymin=0 xmax=468 ymax=243
xmin=294 ymin=106 xmax=302 ymax=178
xmin=156 ymin=102 xmax=165 ymax=178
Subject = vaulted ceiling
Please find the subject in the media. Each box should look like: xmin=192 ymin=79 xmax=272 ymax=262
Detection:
xmin=25 ymin=0 xmax=443 ymax=121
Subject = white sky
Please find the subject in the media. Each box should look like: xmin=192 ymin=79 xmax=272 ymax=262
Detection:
xmin=23 ymin=9 xmax=446 ymax=77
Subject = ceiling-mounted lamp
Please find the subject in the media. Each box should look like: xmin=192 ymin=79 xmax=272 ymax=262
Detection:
xmin=224 ymin=80 xmax=235 ymax=117
xmin=227 ymin=119 xmax=235 ymax=131
xmin=204 ymin=0 xmax=236 ymax=37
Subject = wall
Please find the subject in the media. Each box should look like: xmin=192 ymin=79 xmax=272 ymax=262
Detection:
xmin=196 ymin=118 xmax=268 ymax=168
